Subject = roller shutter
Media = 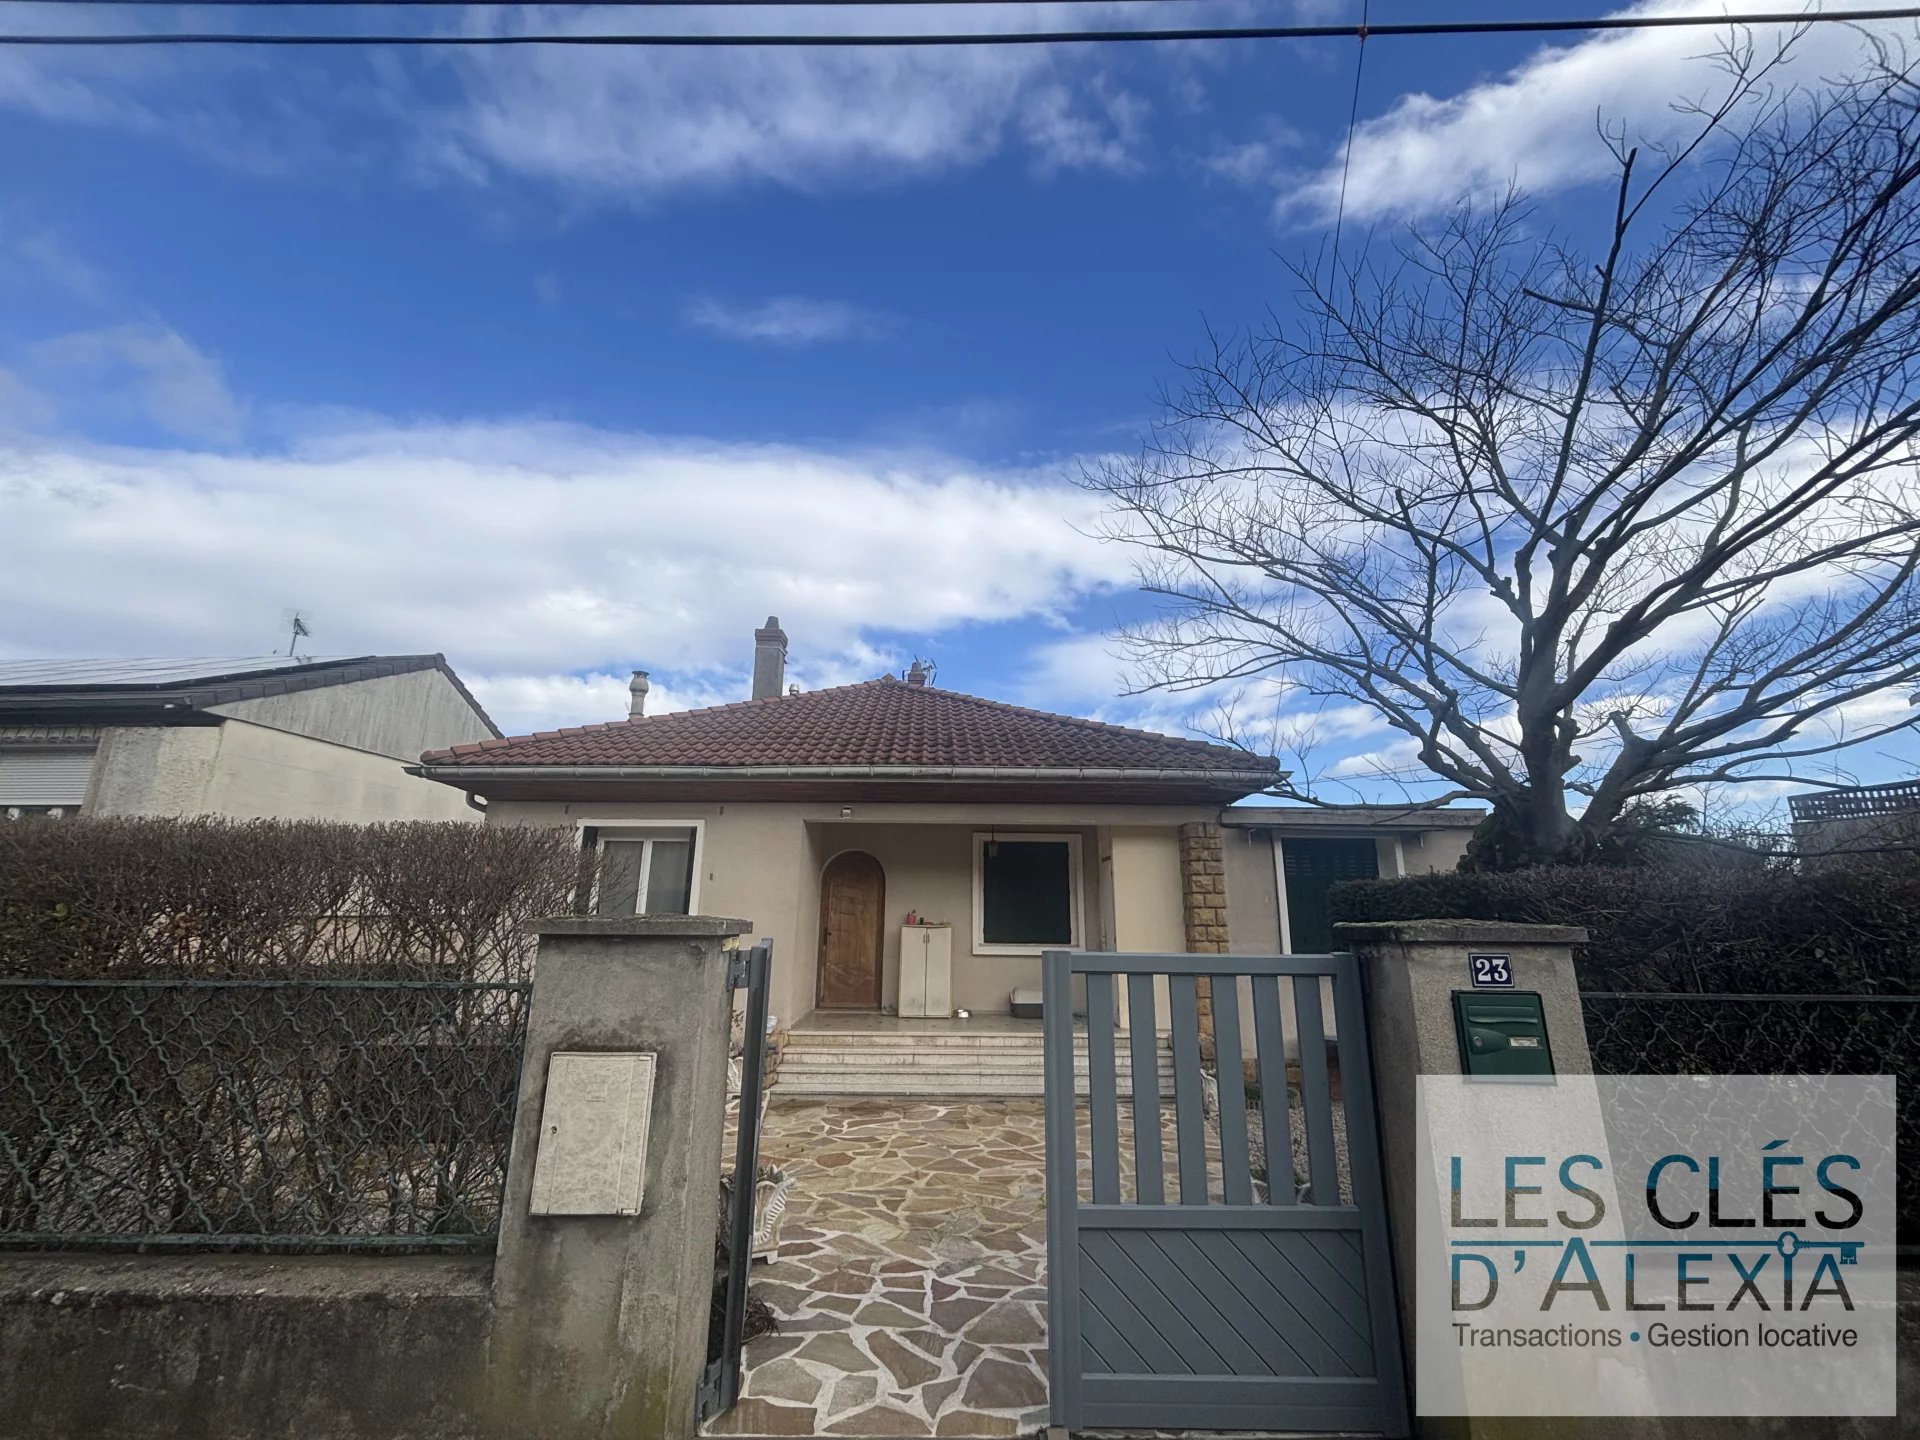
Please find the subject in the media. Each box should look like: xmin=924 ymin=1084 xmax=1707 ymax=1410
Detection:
xmin=0 ymin=749 xmax=96 ymax=809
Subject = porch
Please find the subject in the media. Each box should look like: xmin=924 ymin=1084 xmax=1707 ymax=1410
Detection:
xmin=798 ymin=821 xmax=1105 ymax=1022
xmin=775 ymin=1010 xmax=1175 ymax=1099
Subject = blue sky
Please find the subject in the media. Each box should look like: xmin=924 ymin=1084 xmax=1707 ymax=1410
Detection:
xmin=2 ymin=2 xmax=1914 ymax=804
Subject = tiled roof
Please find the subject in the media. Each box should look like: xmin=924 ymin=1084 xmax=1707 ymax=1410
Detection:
xmin=420 ymin=677 xmax=1275 ymax=776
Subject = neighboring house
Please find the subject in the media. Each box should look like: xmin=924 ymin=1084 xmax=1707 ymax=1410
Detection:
xmin=415 ymin=619 xmax=1479 ymax=1045
xmin=0 ymin=655 xmax=499 ymax=824
xmin=1790 ymin=780 xmax=1920 ymax=859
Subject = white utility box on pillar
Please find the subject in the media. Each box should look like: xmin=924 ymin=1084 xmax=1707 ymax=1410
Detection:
xmin=897 ymin=922 xmax=953 ymax=1018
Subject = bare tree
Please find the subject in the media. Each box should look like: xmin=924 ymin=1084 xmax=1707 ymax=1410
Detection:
xmin=1088 ymin=32 xmax=1920 ymax=868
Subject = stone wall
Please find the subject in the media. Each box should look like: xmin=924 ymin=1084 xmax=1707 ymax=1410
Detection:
xmin=1177 ymin=820 xmax=1229 ymax=953
xmin=1178 ymin=820 xmax=1228 ymax=1038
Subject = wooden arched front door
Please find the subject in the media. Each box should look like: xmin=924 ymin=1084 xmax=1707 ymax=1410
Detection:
xmin=817 ymin=851 xmax=885 ymax=1010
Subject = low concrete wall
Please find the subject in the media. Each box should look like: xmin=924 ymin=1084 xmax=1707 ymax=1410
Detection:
xmin=0 ymin=1254 xmax=493 ymax=1439
xmin=0 ymin=916 xmax=750 ymax=1440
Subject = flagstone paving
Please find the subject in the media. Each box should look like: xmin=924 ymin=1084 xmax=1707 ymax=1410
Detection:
xmin=705 ymin=1098 xmax=1053 ymax=1439
xmin=703 ymin=1093 xmax=1344 ymax=1440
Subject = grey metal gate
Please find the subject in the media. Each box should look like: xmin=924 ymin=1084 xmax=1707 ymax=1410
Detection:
xmin=697 ymin=939 xmax=773 ymax=1425
xmin=1042 ymin=950 xmax=1408 ymax=1436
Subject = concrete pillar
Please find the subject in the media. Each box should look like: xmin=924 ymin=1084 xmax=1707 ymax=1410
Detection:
xmin=1335 ymin=920 xmax=1596 ymax=1440
xmin=488 ymin=915 xmax=753 ymax=1440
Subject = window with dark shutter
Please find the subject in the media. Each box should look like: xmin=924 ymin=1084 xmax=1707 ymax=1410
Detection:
xmin=1281 ymin=836 xmax=1379 ymax=953
xmin=975 ymin=834 xmax=1081 ymax=950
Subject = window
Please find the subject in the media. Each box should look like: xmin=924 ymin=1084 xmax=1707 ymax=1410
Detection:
xmin=973 ymin=832 xmax=1083 ymax=953
xmin=590 ymin=827 xmax=699 ymax=916
xmin=1280 ymin=837 xmax=1379 ymax=953
xmin=0 ymin=749 xmax=94 ymax=814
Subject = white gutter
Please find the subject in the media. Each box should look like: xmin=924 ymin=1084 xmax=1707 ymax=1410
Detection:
xmin=411 ymin=762 xmax=1279 ymax=785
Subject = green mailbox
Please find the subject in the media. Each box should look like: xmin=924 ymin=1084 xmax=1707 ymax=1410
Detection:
xmin=1452 ymin=990 xmax=1556 ymax=1078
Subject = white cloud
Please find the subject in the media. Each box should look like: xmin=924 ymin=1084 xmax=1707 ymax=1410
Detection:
xmin=683 ymin=295 xmax=899 ymax=346
xmin=465 ymin=668 xmax=749 ymax=735
xmin=422 ymin=2 xmax=1260 ymax=199
xmin=0 ymin=415 xmax=1131 ymax=732
xmin=1020 ymin=77 xmax=1150 ymax=174
xmin=27 ymin=322 xmax=245 ymax=444
xmin=0 ymin=210 xmax=109 ymax=304
xmin=1022 ymin=630 xmax=1129 ymax=704
xmin=0 ymin=2 xmax=1306 ymax=204
xmin=1202 ymin=119 xmax=1305 ymax=189
xmin=0 ymin=369 xmax=54 ymax=431
xmin=1278 ymin=1 xmax=1915 ymax=224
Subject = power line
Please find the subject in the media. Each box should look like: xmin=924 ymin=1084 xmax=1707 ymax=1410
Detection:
xmin=1 ymin=0 xmax=1217 ymax=4
xmin=2 ymin=6 xmax=1918 ymax=46
xmin=1330 ymin=0 xmax=1370 ymax=269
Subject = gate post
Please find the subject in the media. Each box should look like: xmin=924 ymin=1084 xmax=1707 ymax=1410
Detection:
xmin=1334 ymin=920 xmax=1590 ymax=1439
xmin=487 ymin=915 xmax=753 ymax=1440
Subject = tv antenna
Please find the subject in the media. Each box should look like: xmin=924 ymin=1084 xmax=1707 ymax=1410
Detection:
xmin=281 ymin=608 xmax=313 ymax=658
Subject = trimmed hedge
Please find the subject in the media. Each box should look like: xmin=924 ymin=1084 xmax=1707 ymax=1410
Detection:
xmin=0 ymin=817 xmax=580 ymax=980
xmin=1329 ymin=857 xmax=1920 ymax=994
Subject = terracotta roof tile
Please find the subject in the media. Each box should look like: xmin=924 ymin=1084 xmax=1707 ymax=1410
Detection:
xmin=419 ymin=677 xmax=1274 ymax=775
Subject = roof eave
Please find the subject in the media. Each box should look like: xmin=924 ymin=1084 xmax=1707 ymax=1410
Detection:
xmin=414 ymin=761 xmax=1278 ymax=781
xmin=1219 ymin=803 xmax=1488 ymax=831
xmin=411 ymin=762 xmax=1281 ymax=802
xmin=0 ymin=696 xmax=222 ymax=726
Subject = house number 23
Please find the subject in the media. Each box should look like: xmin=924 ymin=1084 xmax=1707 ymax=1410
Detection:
xmin=1469 ymin=953 xmax=1513 ymax=988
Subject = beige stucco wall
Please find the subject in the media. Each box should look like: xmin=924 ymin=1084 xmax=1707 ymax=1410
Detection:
xmin=207 ymin=667 xmax=495 ymax=762
xmin=1223 ymin=828 xmax=1283 ymax=955
xmin=486 ymin=798 xmax=1215 ymax=1024
xmin=88 ymin=720 xmax=477 ymax=823
xmin=482 ymin=795 xmax=1480 ymax=1028
xmin=1106 ymin=828 xmax=1186 ymax=953
xmin=1102 ymin=827 xmax=1187 ymax=1031
xmin=1398 ymin=824 xmax=1473 ymax=874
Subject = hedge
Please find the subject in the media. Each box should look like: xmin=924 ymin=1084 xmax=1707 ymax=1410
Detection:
xmin=1328 ymin=856 xmax=1920 ymax=994
xmin=0 ymin=817 xmax=581 ymax=980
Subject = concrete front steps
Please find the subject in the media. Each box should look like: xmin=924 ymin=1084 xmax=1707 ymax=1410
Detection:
xmin=773 ymin=1023 xmax=1177 ymax=1098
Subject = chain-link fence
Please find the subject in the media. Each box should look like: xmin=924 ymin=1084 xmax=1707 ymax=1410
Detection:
xmin=0 ymin=978 xmax=529 ymax=1251
xmin=1584 ymin=993 xmax=1919 ymax=1244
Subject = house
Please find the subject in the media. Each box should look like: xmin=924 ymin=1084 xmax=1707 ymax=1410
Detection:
xmin=0 ymin=654 xmax=499 ymax=823
xmin=1790 ymin=780 xmax=1920 ymax=859
xmin=415 ymin=619 xmax=1479 ymax=1093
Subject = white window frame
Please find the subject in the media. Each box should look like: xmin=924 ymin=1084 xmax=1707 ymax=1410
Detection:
xmin=971 ymin=830 xmax=1085 ymax=956
xmin=574 ymin=817 xmax=706 ymax=917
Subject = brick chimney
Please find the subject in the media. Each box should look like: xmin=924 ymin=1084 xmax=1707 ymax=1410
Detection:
xmin=905 ymin=660 xmax=930 ymax=687
xmin=752 ymin=616 xmax=788 ymax=701
xmin=627 ymin=670 xmax=650 ymax=718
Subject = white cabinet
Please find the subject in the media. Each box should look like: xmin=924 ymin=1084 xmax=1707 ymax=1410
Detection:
xmin=898 ymin=923 xmax=953 ymax=1018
